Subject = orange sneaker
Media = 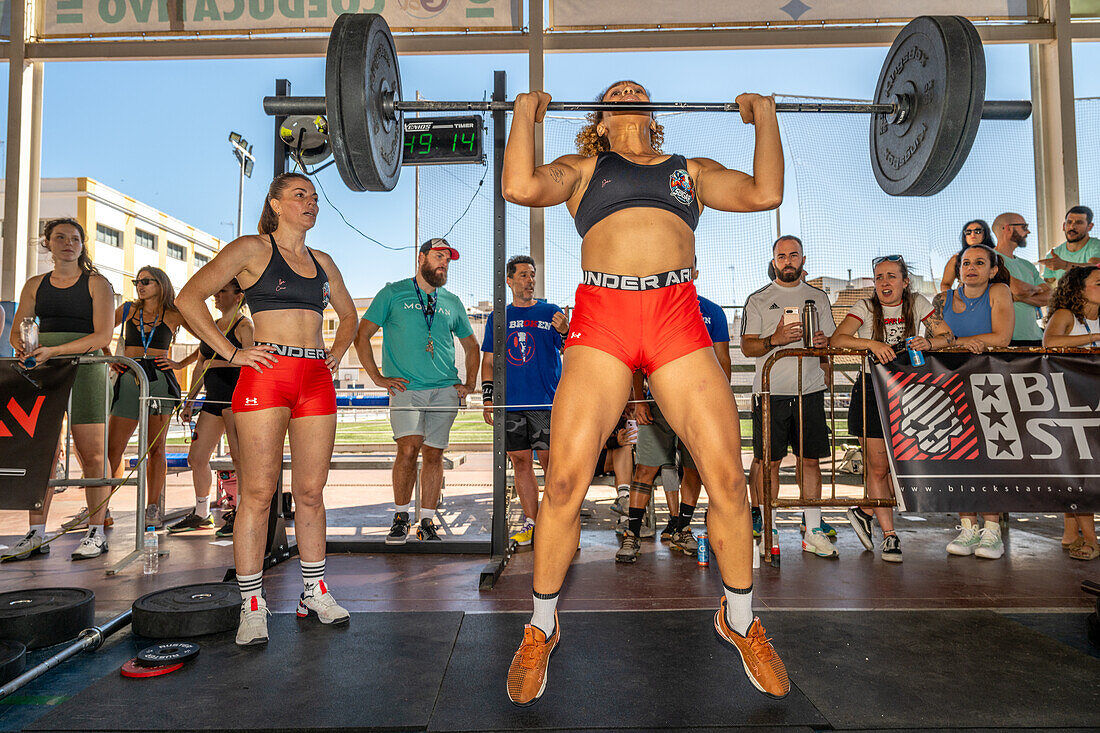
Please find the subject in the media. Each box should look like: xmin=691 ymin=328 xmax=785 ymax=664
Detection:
xmin=713 ymin=599 xmax=790 ymax=699
xmin=506 ymin=612 xmax=559 ymax=706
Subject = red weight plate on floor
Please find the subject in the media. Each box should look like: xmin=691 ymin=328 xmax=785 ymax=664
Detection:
xmin=120 ymin=658 xmax=184 ymax=678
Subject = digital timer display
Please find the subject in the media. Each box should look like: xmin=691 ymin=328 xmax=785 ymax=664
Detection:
xmin=401 ymin=116 xmax=484 ymax=166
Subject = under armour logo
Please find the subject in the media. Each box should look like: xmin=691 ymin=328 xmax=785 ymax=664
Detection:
xmin=244 ymin=397 xmax=258 ymax=405
xmin=570 ymin=332 xmax=582 ymax=339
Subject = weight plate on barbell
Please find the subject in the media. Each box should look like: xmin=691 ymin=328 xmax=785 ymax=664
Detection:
xmin=132 ymin=583 xmax=240 ymax=639
xmin=0 ymin=588 xmax=95 ymax=650
xmin=870 ymin=16 xmax=983 ymax=197
xmin=0 ymin=639 xmax=27 ymax=684
xmin=327 ymin=13 xmax=403 ymax=192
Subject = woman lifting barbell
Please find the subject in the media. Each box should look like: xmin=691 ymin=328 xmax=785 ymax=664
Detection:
xmin=176 ymin=172 xmax=358 ymax=647
xmin=500 ymin=80 xmax=789 ymax=705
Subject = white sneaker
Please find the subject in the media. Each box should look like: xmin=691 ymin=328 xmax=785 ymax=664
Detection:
xmin=236 ymin=595 xmax=271 ymax=645
xmin=70 ymin=528 xmax=108 ymax=560
xmin=801 ymin=528 xmax=838 ymax=558
xmin=296 ymin=580 xmax=350 ymax=625
xmin=946 ymin=519 xmax=980 ymax=556
xmin=145 ymin=504 xmax=163 ymax=530
xmin=974 ymin=522 xmax=1004 ymax=559
xmin=2 ymin=530 xmax=50 ymax=562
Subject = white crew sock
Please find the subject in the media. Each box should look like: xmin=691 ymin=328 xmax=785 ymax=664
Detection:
xmin=196 ymin=496 xmax=210 ymax=518
xmin=804 ymin=507 xmax=822 ymax=531
xmin=724 ymin=584 xmax=754 ymax=636
xmin=531 ymin=591 xmax=559 ymax=637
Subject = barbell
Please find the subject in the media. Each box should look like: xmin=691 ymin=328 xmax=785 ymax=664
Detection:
xmin=263 ymin=13 xmax=1032 ymax=197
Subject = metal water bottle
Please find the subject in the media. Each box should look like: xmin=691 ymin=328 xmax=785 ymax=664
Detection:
xmin=19 ymin=318 xmax=39 ymax=368
xmin=905 ymin=337 xmax=925 ymax=366
xmin=801 ymin=300 xmax=819 ymax=348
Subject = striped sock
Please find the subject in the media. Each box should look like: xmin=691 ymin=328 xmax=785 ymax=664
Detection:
xmin=237 ymin=571 xmax=263 ymax=603
xmin=531 ymin=589 xmax=559 ymax=637
xmin=301 ymin=558 xmax=325 ymax=594
xmin=723 ymin=583 xmax=754 ymax=636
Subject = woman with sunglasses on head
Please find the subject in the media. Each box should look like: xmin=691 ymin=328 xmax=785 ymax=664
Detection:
xmin=939 ymin=220 xmax=995 ymax=292
xmin=163 ymin=280 xmax=252 ymax=536
xmin=931 ymin=244 xmax=1014 ymax=559
xmin=176 ymin=173 xmax=358 ymax=647
xmin=4 ymin=218 xmax=115 ymax=561
xmin=831 ymin=255 xmax=954 ymax=562
xmin=1041 ymin=265 xmax=1100 ymax=561
xmin=105 ymin=265 xmax=189 ymax=546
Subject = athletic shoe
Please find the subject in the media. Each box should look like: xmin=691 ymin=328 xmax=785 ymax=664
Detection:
xmin=610 ymin=491 xmax=629 ymax=517
xmin=881 ymin=533 xmax=902 ymax=562
xmin=799 ymin=513 xmax=837 ymax=536
xmin=296 ymin=580 xmax=350 ymax=624
xmin=660 ymin=519 xmax=678 ymax=541
xmin=801 ymin=528 xmax=838 ymax=558
xmin=144 ymin=504 xmax=163 ymax=530
xmin=713 ymin=598 xmax=790 ymax=699
xmin=70 ymin=528 xmax=108 ymax=560
xmin=216 ymin=510 xmax=235 ymax=537
xmin=639 ymin=520 xmax=655 ymax=539
xmin=614 ymin=515 xmax=628 ymax=537
xmin=670 ymin=527 xmax=699 ymax=556
xmin=510 ymin=519 xmax=535 ymax=546
xmin=974 ymin=523 xmax=1004 ymax=559
xmin=506 ymin=610 xmax=559 ymax=706
xmin=946 ymin=519 xmax=980 ymax=556
xmin=386 ymin=511 xmax=410 ymax=545
xmin=236 ymin=595 xmax=270 ymax=646
xmin=2 ymin=530 xmax=50 ymax=562
xmin=416 ymin=518 xmax=441 ymax=542
xmin=615 ymin=530 xmax=641 ymax=563
xmin=61 ymin=507 xmax=113 ymax=531
xmin=846 ymin=507 xmax=874 ymax=551
xmin=167 ymin=511 xmax=215 ymax=534
xmin=751 ymin=509 xmax=763 ymax=538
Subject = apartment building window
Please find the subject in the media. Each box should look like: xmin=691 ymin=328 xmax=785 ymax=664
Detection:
xmin=96 ymin=224 xmax=122 ymax=248
xmin=167 ymin=241 xmax=187 ymax=261
xmin=194 ymin=253 xmax=210 ymax=268
xmin=135 ymin=229 xmax=157 ymax=250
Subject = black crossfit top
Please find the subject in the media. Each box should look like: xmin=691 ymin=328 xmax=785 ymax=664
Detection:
xmin=123 ymin=306 xmax=174 ymax=351
xmin=243 ymin=235 xmax=330 ymax=315
xmin=573 ymin=152 xmax=701 ymax=239
xmin=36 ymin=271 xmax=94 ymax=334
xmin=198 ymin=317 xmax=244 ymax=360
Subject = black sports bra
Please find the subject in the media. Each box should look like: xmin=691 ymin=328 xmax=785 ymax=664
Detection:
xmin=123 ymin=307 xmax=173 ymax=351
xmin=243 ymin=235 xmax=330 ymax=314
xmin=573 ymin=152 xmax=701 ymax=238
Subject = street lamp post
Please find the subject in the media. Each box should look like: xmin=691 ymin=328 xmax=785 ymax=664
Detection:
xmin=229 ymin=132 xmax=255 ymax=238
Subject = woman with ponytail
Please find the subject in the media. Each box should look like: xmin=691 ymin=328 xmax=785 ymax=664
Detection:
xmin=176 ymin=172 xmax=358 ymax=647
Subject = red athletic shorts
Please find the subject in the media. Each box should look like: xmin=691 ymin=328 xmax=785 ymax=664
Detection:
xmin=565 ymin=277 xmax=711 ymax=374
xmin=231 ymin=344 xmax=336 ymax=418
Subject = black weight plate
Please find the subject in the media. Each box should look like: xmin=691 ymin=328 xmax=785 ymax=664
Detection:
xmin=0 ymin=588 xmax=94 ymax=649
xmin=922 ymin=16 xmax=986 ymax=196
xmin=869 ymin=15 xmax=980 ymax=196
xmin=326 ymin=13 xmax=403 ymax=192
xmin=132 ymin=583 xmax=239 ymax=639
xmin=136 ymin=641 xmax=200 ymax=666
xmin=120 ymin=658 xmax=184 ymax=678
xmin=0 ymin=639 xmax=26 ymax=684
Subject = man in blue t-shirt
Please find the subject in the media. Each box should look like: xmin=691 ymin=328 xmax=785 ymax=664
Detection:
xmin=481 ymin=255 xmax=568 ymax=546
xmin=617 ymin=266 xmax=732 ymax=563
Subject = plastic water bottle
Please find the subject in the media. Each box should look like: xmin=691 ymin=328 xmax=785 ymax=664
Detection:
xmin=143 ymin=526 xmax=159 ymax=575
xmin=19 ymin=318 xmax=39 ymax=368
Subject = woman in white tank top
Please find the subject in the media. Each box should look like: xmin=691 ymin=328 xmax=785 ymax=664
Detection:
xmin=1042 ymin=264 xmax=1100 ymax=561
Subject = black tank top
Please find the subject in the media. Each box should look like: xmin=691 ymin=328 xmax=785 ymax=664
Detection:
xmin=573 ymin=152 xmax=701 ymax=238
xmin=244 ymin=235 xmax=330 ymax=314
xmin=36 ymin=271 xmax=94 ymax=334
xmin=123 ymin=307 xmax=174 ymax=351
xmin=199 ymin=317 xmax=244 ymax=359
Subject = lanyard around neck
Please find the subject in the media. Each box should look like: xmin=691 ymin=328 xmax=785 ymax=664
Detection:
xmin=412 ymin=278 xmax=436 ymax=334
xmin=138 ymin=308 xmax=163 ymax=356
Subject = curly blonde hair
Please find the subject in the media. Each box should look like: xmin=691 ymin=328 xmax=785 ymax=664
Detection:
xmin=1046 ymin=265 xmax=1100 ymax=326
xmin=575 ymin=80 xmax=665 ymax=157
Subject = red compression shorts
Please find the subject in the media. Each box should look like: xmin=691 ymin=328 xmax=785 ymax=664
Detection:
xmin=231 ymin=348 xmax=336 ymax=418
xmin=565 ymin=279 xmax=711 ymax=374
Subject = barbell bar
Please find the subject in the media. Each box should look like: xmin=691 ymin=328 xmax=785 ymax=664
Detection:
xmin=263 ymin=13 xmax=1033 ymax=196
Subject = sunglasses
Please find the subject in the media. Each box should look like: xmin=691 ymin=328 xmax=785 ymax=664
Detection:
xmin=872 ymin=255 xmax=904 ymax=266
xmin=963 ymin=228 xmax=985 ymax=236
xmin=132 ymin=278 xmax=156 ymax=286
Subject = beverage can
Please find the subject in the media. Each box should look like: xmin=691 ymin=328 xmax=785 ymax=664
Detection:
xmin=905 ymin=337 xmax=925 ymax=366
xmin=696 ymin=531 xmax=710 ymax=566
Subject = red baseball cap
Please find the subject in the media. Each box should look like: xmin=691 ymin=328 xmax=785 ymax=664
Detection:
xmin=420 ymin=237 xmax=460 ymax=260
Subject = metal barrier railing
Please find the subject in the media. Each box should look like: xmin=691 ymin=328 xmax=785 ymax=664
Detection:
xmin=4 ymin=354 xmax=153 ymax=576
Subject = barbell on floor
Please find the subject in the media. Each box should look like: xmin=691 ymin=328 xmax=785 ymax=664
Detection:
xmin=263 ymin=13 xmax=1032 ymax=197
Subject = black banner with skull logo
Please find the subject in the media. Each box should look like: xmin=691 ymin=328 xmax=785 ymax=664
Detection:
xmin=870 ymin=352 xmax=1100 ymax=512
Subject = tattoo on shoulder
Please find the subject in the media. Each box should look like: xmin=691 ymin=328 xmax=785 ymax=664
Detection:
xmin=931 ymin=292 xmax=945 ymax=320
xmin=546 ymin=165 xmax=565 ymax=185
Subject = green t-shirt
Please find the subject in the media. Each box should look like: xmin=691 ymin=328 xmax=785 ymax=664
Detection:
xmin=363 ymin=279 xmax=474 ymax=391
xmin=999 ymin=254 xmax=1043 ymax=341
xmin=1041 ymin=237 xmax=1100 ymax=281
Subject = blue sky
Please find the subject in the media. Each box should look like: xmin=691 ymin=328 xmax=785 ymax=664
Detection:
xmin=6 ymin=39 xmax=1100 ymax=301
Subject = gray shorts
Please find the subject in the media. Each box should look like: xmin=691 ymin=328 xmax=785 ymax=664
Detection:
xmin=389 ymin=386 xmax=460 ymax=449
xmin=636 ymin=402 xmax=696 ymax=470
